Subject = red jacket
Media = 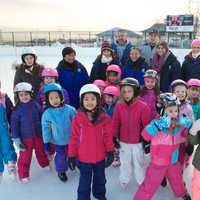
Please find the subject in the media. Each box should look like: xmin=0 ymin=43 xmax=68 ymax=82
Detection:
xmin=112 ymin=97 xmax=151 ymax=144
xmin=68 ymin=111 xmax=114 ymax=163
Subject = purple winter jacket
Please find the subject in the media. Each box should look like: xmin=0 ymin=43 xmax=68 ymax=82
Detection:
xmin=11 ymin=100 xmax=42 ymax=139
xmin=36 ymin=85 xmax=70 ymax=110
xmin=141 ymin=89 xmax=158 ymax=120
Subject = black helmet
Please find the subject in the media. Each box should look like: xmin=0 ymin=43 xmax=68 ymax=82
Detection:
xmin=120 ymin=77 xmax=139 ymax=88
xmin=160 ymin=93 xmax=180 ymax=108
xmin=120 ymin=78 xmax=140 ymax=96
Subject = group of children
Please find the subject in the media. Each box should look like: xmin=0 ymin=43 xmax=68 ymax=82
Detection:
xmin=0 ymin=50 xmax=200 ymax=200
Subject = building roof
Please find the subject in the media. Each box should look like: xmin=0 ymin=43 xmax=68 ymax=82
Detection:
xmin=97 ymin=27 xmax=142 ymax=38
xmin=142 ymin=23 xmax=166 ymax=33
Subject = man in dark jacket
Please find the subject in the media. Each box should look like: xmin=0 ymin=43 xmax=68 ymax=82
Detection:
xmin=112 ymin=29 xmax=133 ymax=67
xmin=57 ymin=47 xmax=89 ymax=109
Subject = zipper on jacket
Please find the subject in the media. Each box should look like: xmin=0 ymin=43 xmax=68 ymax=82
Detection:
xmin=128 ymin=105 xmax=131 ymax=143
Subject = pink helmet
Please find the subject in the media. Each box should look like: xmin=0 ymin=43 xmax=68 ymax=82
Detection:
xmin=191 ymin=39 xmax=200 ymax=48
xmin=106 ymin=64 xmax=121 ymax=77
xmin=93 ymin=80 xmax=106 ymax=88
xmin=42 ymin=68 xmax=58 ymax=77
xmin=187 ymin=79 xmax=200 ymax=87
xmin=103 ymin=86 xmax=120 ymax=97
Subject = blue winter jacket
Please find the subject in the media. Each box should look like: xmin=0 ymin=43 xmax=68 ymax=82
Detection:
xmin=112 ymin=42 xmax=133 ymax=66
xmin=122 ymin=57 xmax=149 ymax=86
xmin=11 ymin=100 xmax=42 ymax=139
xmin=57 ymin=60 xmax=89 ymax=109
xmin=104 ymin=101 xmax=117 ymax=117
xmin=42 ymin=105 xmax=76 ymax=145
xmin=0 ymin=105 xmax=17 ymax=171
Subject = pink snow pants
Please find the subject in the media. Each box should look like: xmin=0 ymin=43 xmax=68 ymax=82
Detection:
xmin=18 ymin=135 xmax=49 ymax=179
xmin=192 ymin=167 xmax=200 ymax=200
xmin=133 ymin=162 xmax=187 ymax=200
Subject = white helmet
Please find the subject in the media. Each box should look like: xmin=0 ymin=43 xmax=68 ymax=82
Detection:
xmin=79 ymin=84 xmax=101 ymax=98
xmin=21 ymin=47 xmax=36 ymax=63
xmin=21 ymin=47 xmax=36 ymax=56
xmin=14 ymin=82 xmax=32 ymax=93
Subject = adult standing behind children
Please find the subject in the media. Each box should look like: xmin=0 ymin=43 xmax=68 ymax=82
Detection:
xmin=90 ymin=41 xmax=120 ymax=82
xmin=112 ymin=29 xmax=133 ymax=66
xmin=13 ymin=47 xmax=44 ymax=98
xmin=57 ymin=47 xmax=89 ymax=109
xmin=151 ymin=41 xmax=181 ymax=92
xmin=141 ymin=29 xmax=160 ymax=66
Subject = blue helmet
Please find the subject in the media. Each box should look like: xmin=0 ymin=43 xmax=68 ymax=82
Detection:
xmin=44 ymin=83 xmax=63 ymax=94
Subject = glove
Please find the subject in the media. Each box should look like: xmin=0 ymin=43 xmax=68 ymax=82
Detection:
xmin=105 ymin=152 xmax=114 ymax=168
xmin=185 ymin=143 xmax=194 ymax=156
xmin=44 ymin=143 xmax=50 ymax=155
xmin=179 ymin=115 xmax=192 ymax=129
xmin=190 ymin=119 xmax=200 ymax=136
xmin=155 ymin=114 xmax=171 ymax=130
xmin=113 ymin=137 xmax=120 ymax=149
xmin=68 ymin=157 xmax=76 ymax=171
xmin=13 ymin=138 xmax=26 ymax=151
xmin=142 ymin=138 xmax=151 ymax=154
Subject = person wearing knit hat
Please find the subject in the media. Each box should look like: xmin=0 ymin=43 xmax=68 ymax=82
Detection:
xmin=181 ymin=38 xmax=200 ymax=81
xmin=151 ymin=41 xmax=181 ymax=92
xmin=57 ymin=47 xmax=89 ymax=109
xmin=90 ymin=41 xmax=120 ymax=82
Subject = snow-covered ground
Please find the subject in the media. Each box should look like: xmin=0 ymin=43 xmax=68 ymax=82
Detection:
xmin=0 ymin=45 xmax=193 ymax=200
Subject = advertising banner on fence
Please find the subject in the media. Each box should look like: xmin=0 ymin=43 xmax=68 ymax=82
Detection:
xmin=166 ymin=15 xmax=194 ymax=32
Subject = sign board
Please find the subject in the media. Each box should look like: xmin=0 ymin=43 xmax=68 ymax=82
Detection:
xmin=166 ymin=15 xmax=194 ymax=32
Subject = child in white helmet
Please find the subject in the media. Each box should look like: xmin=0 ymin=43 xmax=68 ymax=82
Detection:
xmin=68 ymin=84 xmax=114 ymax=200
xmin=11 ymin=82 xmax=49 ymax=183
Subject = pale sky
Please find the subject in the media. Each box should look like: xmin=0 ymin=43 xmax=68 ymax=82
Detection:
xmin=0 ymin=0 xmax=193 ymax=31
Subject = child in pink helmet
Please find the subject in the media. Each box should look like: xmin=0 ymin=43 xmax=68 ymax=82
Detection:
xmin=93 ymin=79 xmax=106 ymax=105
xmin=37 ymin=67 xmax=69 ymax=110
xmin=187 ymin=78 xmax=200 ymax=120
xmin=103 ymin=86 xmax=120 ymax=167
xmin=105 ymin=64 xmax=121 ymax=88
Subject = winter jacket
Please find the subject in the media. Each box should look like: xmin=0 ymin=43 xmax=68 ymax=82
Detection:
xmin=0 ymin=93 xmax=14 ymax=125
xmin=14 ymin=64 xmax=44 ymax=97
xmin=180 ymin=101 xmax=194 ymax=122
xmin=68 ymin=111 xmax=114 ymax=163
xmin=11 ymin=100 xmax=42 ymax=139
xmin=159 ymin=52 xmax=181 ymax=92
xmin=140 ymin=89 xmax=158 ymax=120
xmin=190 ymin=102 xmax=200 ymax=120
xmin=0 ymin=104 xmax=17 ymax=165
xmin=104 ymin=101 xmax=117 ymax=117
xmin=112 ymin=42 xmax=133 ymax=66
xmin=42 ymin=104 xmax=76 ymax=146
xmin=57 ymin=60 xmax=89 ymax=109
xmin=141 ymin=43 xmax=157 ymax=66
xmin=143 ymin=115 xmax=192 ymax=166
xmin=36 ymin=85 xmax=70 ymax=110
xmin=90 ymin=55 xmax=120 ymax=82
xmin=181 ymin=53 xmax=200 ymax=82
xmin=112 ymin=97 xmax=151 ymax=144
xmin=122 ymin=57 xmax=149 ymax=86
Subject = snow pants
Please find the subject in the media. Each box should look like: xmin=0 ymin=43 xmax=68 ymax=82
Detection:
xmin=192 ymin=167 xmax=200 ymax=200
xmin=54 ymin=145 xmax=68 ymax=173
xmin=133 ymin=162 xmax=187 ymax=200
xmin=77 ymin=160 xmax=106 ymax=200
xmin=120 ymin=142 xmax=145 ymax=185
xmin=18 ymin=135 xmax=49 ymax=179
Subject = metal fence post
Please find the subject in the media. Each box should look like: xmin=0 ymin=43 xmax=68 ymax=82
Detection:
xmin=30 ymin=32 xmax=33 ymax=46
xmin=69 ymin=31 xmax=71 ymax=46
xmin=12 ymin=32 xmax=15 ymax=46
xmin=48 ymin=32 xmax=51 ymax=46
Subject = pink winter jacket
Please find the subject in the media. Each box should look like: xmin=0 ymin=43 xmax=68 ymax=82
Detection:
xmin=142 ymin=119 xmax=190 ymax=166
xmin=112 ymin=97 xmax=151 ymax=144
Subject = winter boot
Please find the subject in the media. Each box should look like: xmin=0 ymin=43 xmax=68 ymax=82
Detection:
xmin=58 ymin=172 xmax=68 ymax=182
xmin=20 ymin=177 xmax=30 ymax=183
xmin=182 ymin=194 xmax=191 ymax=200
xmin=0 ymin=173 xmax=2 ymax=183
xmin=7 ymin=161 xmax=16 ymax=180
xmin=161 ymin=177 xmax=167 ymax=187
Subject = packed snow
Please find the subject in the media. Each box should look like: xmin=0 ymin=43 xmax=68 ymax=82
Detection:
xmin=0 ymin=45 xmax=193 ymax=200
